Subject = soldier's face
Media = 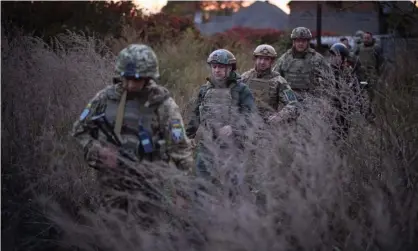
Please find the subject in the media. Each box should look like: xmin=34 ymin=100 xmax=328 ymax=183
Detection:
xmin=293 ymin=39 xmax=309 ymax=52
xmin=124 ymin=78 xmax=147 ymax=92
xmin=255 ymin=56 xmax=273 ymax=71
xmin=341 ymin=40 xmax=349 ymax=47
xmin=330 ymin=54 xmax=343 ymax=66
xmin=363 ymin=33 xmax=372 ymax=44
xmin=211 ymin=64 xmax=230 ymax=80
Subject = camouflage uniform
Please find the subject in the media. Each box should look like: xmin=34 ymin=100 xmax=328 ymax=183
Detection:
xmin=354 ymin=35 xmax=383 ymax=121
xmin=351 ymin=30 xmax=364 ymax=57
xmin=241 ymin=44 xmax=298 ymax=121
xmin=71 ymin=44 xmax=193 ymax=214
xmin=274 ymin=27 xmax=331 ymax=99
xmin=186 ymin=49 xmax=256 ymax=177
xmin=356 ymin=40 xmax=383 ymax=85
xmin=329 ymin=43 xmax=369 ymax=139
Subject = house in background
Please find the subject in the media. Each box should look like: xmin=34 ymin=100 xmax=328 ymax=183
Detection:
xmin=196 ymin=1 xmax=288 ymax=35
xmin=288 ymin=1 xmax=418 ymax=36
xmin=288 ymin=1 xmax=381 ymax=36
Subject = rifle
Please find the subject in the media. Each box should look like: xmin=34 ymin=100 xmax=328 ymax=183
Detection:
xmin=91 ymin=113 xmax=139 ymax=162
xmin=91 ymin=114 xmax=189 ymax=209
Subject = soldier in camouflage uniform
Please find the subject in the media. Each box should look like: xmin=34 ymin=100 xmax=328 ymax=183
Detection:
xmin=329 ymin=42 xmax=368 ymax=139
xmin=241 ymin=44 xmax=298 ymax=123
xmin=354 ymin=32 xmax=384 ymax=121
xmin=274 ymin=27 xmax=331 ymax=99
xmin=351 ymin=30 xmax=364 ymax=56
xmin=71 ymin=44 xmax=194 ymax=215
xmin=186 ymin=49 xmax=256 ymax=177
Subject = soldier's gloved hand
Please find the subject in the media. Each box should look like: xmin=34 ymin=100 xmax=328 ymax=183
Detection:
xmin=98 ymin=146 xmax=118 ymax=168
xmin=219 ymin=125 xmax=233 ymax=137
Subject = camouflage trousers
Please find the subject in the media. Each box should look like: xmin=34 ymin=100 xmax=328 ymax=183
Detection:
xmin=96 ymin=163 xmax=180 ymax=228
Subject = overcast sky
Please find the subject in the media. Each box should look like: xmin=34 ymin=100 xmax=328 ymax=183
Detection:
xmin=134 ymin=0 xmax=291 ymax=14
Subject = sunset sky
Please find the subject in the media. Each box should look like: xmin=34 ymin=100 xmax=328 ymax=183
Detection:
xmin=133 ymin=0 xmax=291 ymax=14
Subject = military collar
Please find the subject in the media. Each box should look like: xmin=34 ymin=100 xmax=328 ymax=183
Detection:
xmin=112 ymin=80 xmax=169 ymax=105
xmin=254 ymin=67 xmax=272 ymax=78
xmin=206 ymin=72 xmax=239 ymax=88
xmin=291 ymin=47 xmax=315 ymax=58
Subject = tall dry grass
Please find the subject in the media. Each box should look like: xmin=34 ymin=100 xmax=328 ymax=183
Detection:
xmin=2 ymin=27 xmax=418 ymax=251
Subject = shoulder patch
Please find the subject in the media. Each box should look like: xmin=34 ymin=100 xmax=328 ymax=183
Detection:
xmin=170 ymin=119 xmax=185 ymax=143
xmin=79 ymin=103 xmax=92 ymax=121
xmin=283 ymin=88 xmax=298 ymax=104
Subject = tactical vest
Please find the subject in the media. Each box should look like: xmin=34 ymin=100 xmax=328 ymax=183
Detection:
xmin=281 ymin=54 xmax=313 ymax=91
xmin=246 ymin=76 xmax=276 ymax=114
xmin=104 ymin=88 xmax=167 ymax=161
xmin=358 ymin=44 xmax=377 ymax=76
xmin=199 ymin=85 xmax=239 ymax=132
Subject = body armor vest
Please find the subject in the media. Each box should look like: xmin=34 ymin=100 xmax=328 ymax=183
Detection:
xmin=199 ymin=86 xmax=238 ymax=133
xmin=104 ymin=89 xmax=165 ymax=161
xmin=282 ymin=56 xmax=313 ymax=91
xmin=358 ymin=45 xmax=376 ymax=67
xmin=246 ymin=76 xmax=276 ymax=116
xmin=358 ymin=45 xmax=378 ymax=77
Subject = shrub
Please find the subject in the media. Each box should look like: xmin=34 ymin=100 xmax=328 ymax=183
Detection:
xmin=2 ymin=26 xmax=418 ymax=251
xmin=108 ymin=13 xmax=200 ymax=52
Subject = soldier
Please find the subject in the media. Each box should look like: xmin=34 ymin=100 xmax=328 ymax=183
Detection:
xmin=185 ymin=49 xmax=256 ymax=178
xmin=71 ymin=44 xmax=194 ymax=215
xmin=340 ymin=37 xmax=352 ymax=51
xmin=356 ymin=32 xmax=383 ymax=82
xmin=330 ymin=43 xmax=367 ymax=83
xmin=329 ymin=42 xmax=368 ymax=139
xmin=352 ymin=30 xmax=364 ymax=55
xmin=274 ymin=27 xmax=331 ymax=99
xmin=241 ymin=44 xmax=299 ymax=123
xmin=355 ymin=31 xmax=384 ymax=121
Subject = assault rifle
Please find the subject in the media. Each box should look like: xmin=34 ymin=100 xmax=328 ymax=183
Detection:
xmin=90 ymin=113 xmax=139 ymax=162
xmin=90 ymin=113 xmax=166 ymax=203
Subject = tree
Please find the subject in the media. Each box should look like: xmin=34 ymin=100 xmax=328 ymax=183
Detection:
xmin=1 ymin=1 xmax=138 ymax=39
xmin=161 ymin=1 xmax=245 ymax=17
xmin=201 ymin=1 xmax=244 ymax=16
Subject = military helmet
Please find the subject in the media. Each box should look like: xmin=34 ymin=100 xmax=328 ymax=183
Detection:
xmin=290 ymin=27 xmax=313 ymax=40
xmin=115 ymin=44 xmax=160 ymax=80
xmin=330 ymin=43 xmax=349 ymax=59
xmin=207 ymin=49 xmax=237 ymax=70
xmin=253 ymin=44 xmax=277 ymax=58
xmin=355 ymin=30 xmax=364 ymax=38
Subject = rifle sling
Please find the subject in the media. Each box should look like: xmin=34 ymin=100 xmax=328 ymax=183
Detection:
xmin=114 ymin=89 xmax=127 ymax=142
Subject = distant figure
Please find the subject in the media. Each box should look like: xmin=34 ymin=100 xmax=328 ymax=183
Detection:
xmin=356 ymin=32 xmax=383 ymax=85
xmin=352 ymin=30 xmax=364 ymax=55
xmin=355 ymin=31 xmax=384 ymax=122
xmin=340 ymin=37 xmax=352 ymax=50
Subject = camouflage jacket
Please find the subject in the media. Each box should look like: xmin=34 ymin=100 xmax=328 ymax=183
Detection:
xmin=241 ymin=68 xmax=298 ymax=118
xmin=274 ymin=48 xmax=331 ymax=93
xmin=355 ymin=42 xmax=384 ymax=76
xmin=186 ymin=72 xmax=256 ymax=138
xmin=71 ymin=80 xmax=194 ymax=172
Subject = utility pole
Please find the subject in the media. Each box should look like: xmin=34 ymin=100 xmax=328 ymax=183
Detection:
xmin=316 ymin=1 xmax=322 ymax=50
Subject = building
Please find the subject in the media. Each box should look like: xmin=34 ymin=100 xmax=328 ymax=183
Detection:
xmin=288 ymin=1 xmax=382 ymax=36
xmin=196 ymin=1 xmax=288 ymax=36
xmin=288 ymin=1 xmax=418 ymax=36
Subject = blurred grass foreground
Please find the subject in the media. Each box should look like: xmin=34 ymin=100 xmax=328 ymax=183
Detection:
xmin=2 ymin=2 xmax=418 ymax=251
